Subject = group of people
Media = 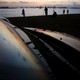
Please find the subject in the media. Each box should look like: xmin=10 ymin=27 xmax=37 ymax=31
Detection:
xmin=22 ymin=7 xmax=49 ymax=17
xmin=44 ymin=7 xmax=57 ymax=17
xmin=63 ymin=9 xmax=69 ymax=14
xmin=21 ymin=7 xmax=49 ymax=17
xmin=21 ymin=7 xmax=69 ymax=17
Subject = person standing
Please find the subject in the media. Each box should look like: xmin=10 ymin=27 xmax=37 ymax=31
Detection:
xmin=22 ymin=9 xmax=25 ymax=17
xmin=63 ymin=9 xmax=65 ymax=14
xmin=44 ymin=7 xmax=48 ymax=16
xmin=67 ymin=9 xmax=69 ymax=14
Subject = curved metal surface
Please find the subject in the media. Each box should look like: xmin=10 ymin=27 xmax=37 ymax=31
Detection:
xmin=36 ymin=30 xmax=80 ymax=52
xmin=0 ymin=20 xmax=49 ymax=80
xmin=24 ymin=27 xmax=80 ymax=52
xmin=21 ymin=28 xmax=80 ymax=80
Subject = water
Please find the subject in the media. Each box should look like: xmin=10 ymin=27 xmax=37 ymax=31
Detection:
xmin=0 ymin=8 xmax=80 ymax=17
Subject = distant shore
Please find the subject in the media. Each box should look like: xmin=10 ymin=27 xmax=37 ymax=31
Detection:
xmin=8 ymin=14 xmax=80 ymax=38
xmin=0 ymin=6 xmax=80 ymax=9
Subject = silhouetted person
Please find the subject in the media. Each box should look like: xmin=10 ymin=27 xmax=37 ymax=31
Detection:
xmin=44 ymin=7 xmax=48 ymax=16
xmin=22 ymin=9 xmax=25 ymax=17
xmin=67 ymin=9 xmax=69 ymax=14
xmin=53 ymin=10 xmax=57 ymax=17
xmin=63 ymin=9 xmax=65 ymax=14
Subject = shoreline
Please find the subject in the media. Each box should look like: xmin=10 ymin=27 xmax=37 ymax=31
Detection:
xmin=8 ymin=14 xmax=80 ymax=38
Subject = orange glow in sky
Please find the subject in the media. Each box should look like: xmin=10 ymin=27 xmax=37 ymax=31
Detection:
xmin=0 ymin=0 xmax=80 ymax=2
xmin=0 ymin=0 xmax=80 ymax=7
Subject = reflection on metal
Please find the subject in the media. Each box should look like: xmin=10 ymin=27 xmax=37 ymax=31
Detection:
xmin=21 ymin=27 xmax=80 ymax=80
xmin=0 ymin=20 xmax=50 ymax=80
xmin=26 ymin=41 xmax=32 ymax=45
xmin=36 ymin=29 xmax=80 ymax=52
xmin=24 ymin=27 xmax=80 ymax=52
xmin=0 ymin=17 xmax=10 ymax=23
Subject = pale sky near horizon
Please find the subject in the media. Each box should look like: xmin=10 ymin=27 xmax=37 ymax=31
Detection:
xmin=0 ymin=0 xmax=80 ymax=7
xmin=0 ymin=0 xmax=80 ymax=2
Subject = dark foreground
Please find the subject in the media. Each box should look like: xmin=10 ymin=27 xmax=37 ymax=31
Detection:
xmin=1 ymin=14 xmax=80 ymax=80
xmin=8 ymin=14 xmax=80 ymax=38
xmin=21 ymin=28 xmax=80 ymax=80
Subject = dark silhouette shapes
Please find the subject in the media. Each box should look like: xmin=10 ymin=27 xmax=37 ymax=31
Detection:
xmin=53 ymin=10 xmax=57 ymax=17
xmin=44 ymin=7 xmax=48 ymax=16
xmin=63 ymin=9 xmax=65 ymax=14
xmin=67 ymin=9 xmax=69 ymax=14
xmin=60 ymin=38 xmax=62 ymax=40
xmin=22 ymin=9 xmax=25 ymax=17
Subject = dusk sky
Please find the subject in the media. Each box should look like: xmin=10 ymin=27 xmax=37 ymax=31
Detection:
xmin=0 ymin=0 xmax=80 ymax=2
xmin=0 ymin=0 xmax=80 ymax=7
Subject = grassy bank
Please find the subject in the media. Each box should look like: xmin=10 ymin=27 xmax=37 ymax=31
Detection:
xmin=8 ymin=14 xmax=80 ymax=38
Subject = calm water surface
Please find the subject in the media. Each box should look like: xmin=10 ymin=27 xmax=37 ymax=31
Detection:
xmin=0 ymin=8 xmax=80 ymax=17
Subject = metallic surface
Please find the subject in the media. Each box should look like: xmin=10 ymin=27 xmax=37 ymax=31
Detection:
xmin=0 ymin=19 xmax=49 ymax=80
